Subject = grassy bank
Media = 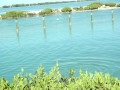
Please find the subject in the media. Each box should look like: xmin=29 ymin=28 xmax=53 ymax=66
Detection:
xmin=0 ymin=64 xmax=120 ymax=90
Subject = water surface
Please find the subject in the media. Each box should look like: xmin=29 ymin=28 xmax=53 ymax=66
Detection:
xmin=0 ymin=8 xmax=120 ymax=80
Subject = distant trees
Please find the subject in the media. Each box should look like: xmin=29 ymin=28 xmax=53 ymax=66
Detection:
xmin=61 ymin=7 xmax=72 ymax=13
xmin=105 ymin=2 xmax=116 ymax=7
xmin=12 ymin=4 xmax=29 ymax=7
xmin=0 ymin=2 xmax=119 ymax=20
xmin=73 ymin=7 xmax=83 ymax=11
xmin=84 ymin=2 xmax=103 ymax=10
xmin=39 ymin=8 xmax=53 ymax=16
xmin=1 ymin=1 xmax=77 ymax=8
xmin=1 ymin=11 xmax=26 ymax=19
xmin=117 ymin=4 xmax=120 ymax=7
xmin=2 ymin=5 xmax=10 ymax=8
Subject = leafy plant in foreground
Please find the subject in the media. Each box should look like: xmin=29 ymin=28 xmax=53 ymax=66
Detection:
xmin=0 ymin=64 xmax=120 ymax=90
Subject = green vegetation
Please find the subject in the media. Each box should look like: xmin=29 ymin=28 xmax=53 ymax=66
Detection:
xmin=117 ymin=4 xmax=120 ymax=7
xmin=105 ymin=2 xmax=116 ymax=7
xmin=2 ymin=5 xmax=10 ymax=8
xmin=84 ymin=2 xmax=103 ymax=10
xmin=1 ymin=11 xmax=26 ymax=19
xmin=27 ymin=13 xmax=36 ymax=17
xmin=61 ymin=7 xmax=72 ymax=13
xmin=39 ymin=8 xmax=53 ymax=16
xmin=0 ymin=65 xmax=120 ymax=90
xmin=0 ymin=2 xmax=119 ymax=20
xmin=73 ymin=7 xmax=84 ymax=11
xmin=1 ymin=1 xmax=77 ymax=8
xmin=12 ymin=4 xmax=30 ymax=7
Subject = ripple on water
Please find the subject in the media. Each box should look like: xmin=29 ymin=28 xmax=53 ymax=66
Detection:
xmin=57 ymin=57 xmax=120 ymax=76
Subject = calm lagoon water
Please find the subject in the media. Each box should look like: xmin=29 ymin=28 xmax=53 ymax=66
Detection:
xmin=0 ymin=3 xmax=120 ymax=81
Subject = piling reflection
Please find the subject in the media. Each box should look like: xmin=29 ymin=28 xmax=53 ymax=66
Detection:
xmin=15 ymin=18 xmax=20 ymax=42
xmin=42 ymin=16 xmax=47 ymax=40
xmin=90 ymin=11 xmax=94 ymax=32
xmin=111 ymin=10 xmax=114 ymax=31
xmin=68 ymin=13 xmax=72 ymax=36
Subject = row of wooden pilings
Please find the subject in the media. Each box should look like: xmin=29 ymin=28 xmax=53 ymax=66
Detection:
xmin=15 ymin=10 xmax=115 ymax=42
xmin=90 ymin=10 xmax=115 ymax=32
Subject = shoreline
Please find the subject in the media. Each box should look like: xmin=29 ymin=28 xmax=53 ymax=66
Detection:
xmin=0 ymin=0 xmax=94 ymax=8
xmin=0 ymin=4 xmax=120 ymax=20
xmin=27 ymin=6 xmax=119 ymax=15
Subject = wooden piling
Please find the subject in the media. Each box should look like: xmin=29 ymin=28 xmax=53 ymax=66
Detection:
xmin=15 ymin=18 xmax=20 ymax=42
xmin=90 ymin=11 xmax=94 ymax=32
xmin=68 ymin=13 xmax=72 ymax=35
xmin=111 ymin=10 xmax=114 ymax=31
xmin=42 ymin=16 xmax=47 ymax=40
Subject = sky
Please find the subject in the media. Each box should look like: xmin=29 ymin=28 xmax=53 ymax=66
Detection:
xmin=0 ymin=0 xmax=75 ymax=6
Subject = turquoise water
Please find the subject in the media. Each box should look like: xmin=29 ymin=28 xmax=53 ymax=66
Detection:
xmin=0 ymin=8 xmax=120 ymax=80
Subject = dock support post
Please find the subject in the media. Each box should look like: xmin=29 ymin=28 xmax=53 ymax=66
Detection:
xmin=112 ymin=10 xmax=114 ymax=31
xmin=15 ymin=18 xmax=20 ymax=42
xmin=42 ymin=16 xmax=47 ymax=40
xmin=90 ymin=11 xmax=94 ymax=32
xmin=68 ymin=13 xmax=72 ymax=35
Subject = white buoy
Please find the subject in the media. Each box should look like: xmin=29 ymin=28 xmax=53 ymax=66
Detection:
xmin=56 ymin=18 xmax=59 ymax=20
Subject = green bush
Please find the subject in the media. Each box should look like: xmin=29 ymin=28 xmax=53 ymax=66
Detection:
xmin=84 ymin=2 xmax=103 ymax=10
xmin=105 ymin=2 xmax=116 ymax=7
xmin=1 ymin=11 xmax=26 ymax=19
xmin=27 ymin=12 xmax=36 ymax=17
xmin=39 ymin=8 xmax=53 ymax=16
xmin=1 ymin=15 xmax=8 ymax=19
xmin=117 ymin=4 xmax=120 ymax=7
xmin=2 ymin=5 xmax=10 ymax=8
xmin=84 ymin=6 xmax=91 ymax=10
xmin=0 ymin=64 xmax=120 ymax=90
xmin=61 ymin=7 xmax=72 ymax=13
xmin=73 ymin=7 xmax=83 ymax=11
xmin=39 ymin=11 xmax=46 ymax=16
xmin=12 ymin=4 xmax=26 ymax=7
